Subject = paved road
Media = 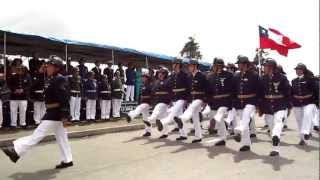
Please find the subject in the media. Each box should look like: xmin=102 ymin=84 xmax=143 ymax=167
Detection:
xmin=0 ymin=117 xmax=319 ymax=180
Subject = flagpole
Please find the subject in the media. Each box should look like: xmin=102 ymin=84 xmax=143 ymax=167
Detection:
xmin=3 ymin=31 xmax=7 ymax=80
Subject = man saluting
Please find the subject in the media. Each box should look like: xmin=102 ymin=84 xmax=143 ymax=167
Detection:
xmin=1 ymin=55 xmax=74 ymax=169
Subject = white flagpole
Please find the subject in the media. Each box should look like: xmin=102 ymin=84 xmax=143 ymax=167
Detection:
xmin=65 ymin=44 xmax=68 ymax=73
xmin=145 ymin=56 xmax=149 ymax=69
xmin=3 ymin=32 xmax=7 ymax=80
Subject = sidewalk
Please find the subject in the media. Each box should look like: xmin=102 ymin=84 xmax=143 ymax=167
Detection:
xmin=0 ymin=118 xmax=145 ymax=147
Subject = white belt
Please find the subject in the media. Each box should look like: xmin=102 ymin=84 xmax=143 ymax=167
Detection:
xmin=34 ymin=90 xmax=44 ymax=93
xmin=100 ymin=91 xmax=111 ymax=93
xmin=113 ymin=89 xmax=121 ymax=92
xmin=71 ymin=90 xmax=80 ymax=93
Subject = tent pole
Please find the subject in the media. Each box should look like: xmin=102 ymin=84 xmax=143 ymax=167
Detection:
xmin=65 ymin=44 xmax=68 ymax=73
xmin=3 ymin=32 xmax=7 ymax=80
xmin=145 ymin=56 xmax=149 ymax=69
xmin=111 ymin=49 xmax=115 ymax=65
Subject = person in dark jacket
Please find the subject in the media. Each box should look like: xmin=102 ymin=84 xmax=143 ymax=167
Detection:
xmin=147 ymin=67 xmax=171 ymax=139
xmin=91 ymin=61 xmax=102 ymax=81
xmin=30 ymin=66 xmax=46 ymax=125
xmin=174 ymin=59 xmax=208 ymax=143
xmin=99 ymin=74 xmax=112 ymax=121
xmin=68 ymin=67 xmax=83 ymax=123
xmin=77 ymin=58 xmax=88 ymax=79
xmin=84 ymin=71 xmax=98 ymax=122
xmin=112 ymin=71 xmax=123 ymax=118
xmin=7 ymin=65 xmax=32 ymax=128
xmin=1 ymin=55 xmax=73 ymax=169
xmin=103 ymin=61 xmax=114 ymax=84
xmin=125 ymin=63 xmax=136 ymax=101
xmin=206 ymin=57 xmax=235 ymax=146
xmin=260 ymin=59 xmax=291 ymax=156
xmin=232 ymin=55 xmax=263 ymax=152
xmin=291 ymin=63 xmax=319 ymax=146
xmin=156 ymin=57 xmax=191 ymax=140
xmin=126 ymin=73 xmax=153 ymax=137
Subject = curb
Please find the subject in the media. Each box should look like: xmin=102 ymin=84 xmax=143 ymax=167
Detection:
xmin=0 ymin=123 xmax=145 ymax=147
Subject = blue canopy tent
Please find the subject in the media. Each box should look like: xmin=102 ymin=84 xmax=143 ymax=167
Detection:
xmin=0 ymin=29 xmax=210 ymax=72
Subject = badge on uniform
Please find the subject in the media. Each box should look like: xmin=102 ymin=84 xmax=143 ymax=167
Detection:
xmin=220 ymin=78 xmax=226 ymax=87
xmin=273 ymin=82 xmax=280 ymax=93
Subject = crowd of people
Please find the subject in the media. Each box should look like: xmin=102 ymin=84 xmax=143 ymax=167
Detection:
xmin=0 ymin=54 xmax=319 ymax=169
xmin=126 ymin=55 xmax=319 ymax=157
xmin=0 ymin=56 xmax=155 ymax=130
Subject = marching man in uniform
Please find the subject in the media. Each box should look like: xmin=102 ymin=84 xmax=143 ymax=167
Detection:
xmin=206 ymin=58 xmax=234 ymax=146
xmin=233 ymin=55 xmax=262 ymax=151
xmin=260 ymin=59 xmax=291 ymax=156
xmin=1 ymin=55 xmax=73 ymax=169
xmin=126 ymin=73 xmax=153 ymax=137
xmin=156 ymin=57 xmax=191 ymax=141
xmin=174 ymin=59 xmax=208 ymax=143
xmin=149 ymin=67 xmax=171 ymax=139
xmin=291 ymin=63 xmax=319 ymax=145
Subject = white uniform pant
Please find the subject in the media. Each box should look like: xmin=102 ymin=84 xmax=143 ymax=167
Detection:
xmin=160 ymin=100 xmax=186 ymax=136
xmin=0 ymin=100 xmax=3 ymax=127
xmin=112 ymin=99 xmax=122 ymax=118
xmin=235 ymin=104 xmax=256 ymax=146
xmin=13 ymin=120 xmax=73 ymax=163
xmin=70 ymin=96 xmax=81 ymax=121
xmin=125 ymin=85 xmax=135 ymax=101
xmin=311 ymin=106 xmax=319 ymax=127
xmin=264 ymin=110 xmax=286 ymax=152
xmin=10 ymin=100 xmax=28 ymax=127
xmin=128 ymin=103 xmax=150 ymax=132
xmin=100 ymin=100 xmax=111 ymax=119
xmin=33 ymin=101 xmax=46 ymax=124
xmin=293 ymin=104 xmax=317 ymax=140
xmin=249 ymin=111 xmax=256 ymax=134
xmin=208 ymin=107 xmax=229 ymax=141
xmin=86 ymin=99 xmax=96 ymax=120
xmin=148 ymin=103 xmax=169 ymax=124
xmin=179 ymin=99 xmax=204 ymax=140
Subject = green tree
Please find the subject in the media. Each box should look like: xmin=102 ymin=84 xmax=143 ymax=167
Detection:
xmin=180 ymin=37 xmax=202 ymax=60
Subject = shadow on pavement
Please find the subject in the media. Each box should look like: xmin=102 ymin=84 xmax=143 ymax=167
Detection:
xmin=8 ymin=168 xmax=60 ymax=180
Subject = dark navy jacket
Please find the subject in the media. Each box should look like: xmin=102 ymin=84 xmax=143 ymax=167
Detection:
xmin=291 ymin=76 xmax=319 ymax=107
xmin=261 ymin=73 xmax=291 ymax=114
xmin=98 ymin=79 xmax=112 ymax=100
xmin=84 ymin=79 xmax=98 ymax=100
xmin=125 ymin=68 xmax=136 ymax=86
xmin=42 ymin=74 xmax=70 ymax=121
xmin=207 ymin=70 xmax=234 ymax=110
xmin=233 ymin=70 xmax=262 ymax=109
xmin=190 ymin=71 xmax=208 ymax=102
xmin=78 ymin=64 xmax=88 ymax=79
xmin=140 ymin=83 xmax=153 ymax=104
xmin=152 ymin=78 xmax=172 ymax=105
xmin=68 ymin=75 xmax=83 ymax=97
xmin=7 ymin=73 xmax=32 ymax=100
xmin=30 ymin=73 xmax=46 ymax=101
xmin=168 ymin=71 xmax=191 ymax=101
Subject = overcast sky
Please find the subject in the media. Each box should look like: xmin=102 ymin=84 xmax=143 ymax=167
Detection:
xmin=0 ymin=0 xmax=319 ymax=79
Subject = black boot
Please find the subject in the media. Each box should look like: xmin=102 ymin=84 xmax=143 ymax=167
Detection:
xmin=142 ymin=132 xmax=151 ymax=137
xmin=304 ymin=134 xmax=310 ymax=140
xmin=234 ymin=134 xmax=241 ymax=142
xmin=215 ymin=140 xmax=226 ymax=146
xmin=159 ymin=134 xmax=168 ymax=139
xmin=143 ymin=120 xmax=151 ymax=127
xmin=126 ymin=114 xmax=132 ymax=123
xmin=313 ymin=126 xmax=320 ymax=132
xmin=272 ymin=136 xmax=280 ymax=146
xmin=239 ymin=146 xmax=250 ymax=152
xmin=176 ymin=136 xmax=187 ymax=141
xmin=299 ymin=140 xmax=306 ymax=146
xmin=191 ymin=139 xmax=202 ymax=143
xmin=156 ymin=119 xmax=163 ymax=132
xmin=2 ymin=147 xmax=19 ymax=163
xmin=269 ymin=151 xmax=279 ymax=157
xmin=55 ymin=161 xmax=74 ymax=169
xmin=174 ymin=117 xmax=183 ymax=129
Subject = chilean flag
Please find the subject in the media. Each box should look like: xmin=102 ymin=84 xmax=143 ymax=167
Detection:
xmin=259 ymin=26 xmax=301 ymax=56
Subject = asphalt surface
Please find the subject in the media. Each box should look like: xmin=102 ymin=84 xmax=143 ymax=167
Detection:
xmin=0 ymin=116 xmax=319 ymax=180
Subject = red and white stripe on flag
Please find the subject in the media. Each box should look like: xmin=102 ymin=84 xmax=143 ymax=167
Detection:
xmin=259 ymin=26 xmax=301 ymax=56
